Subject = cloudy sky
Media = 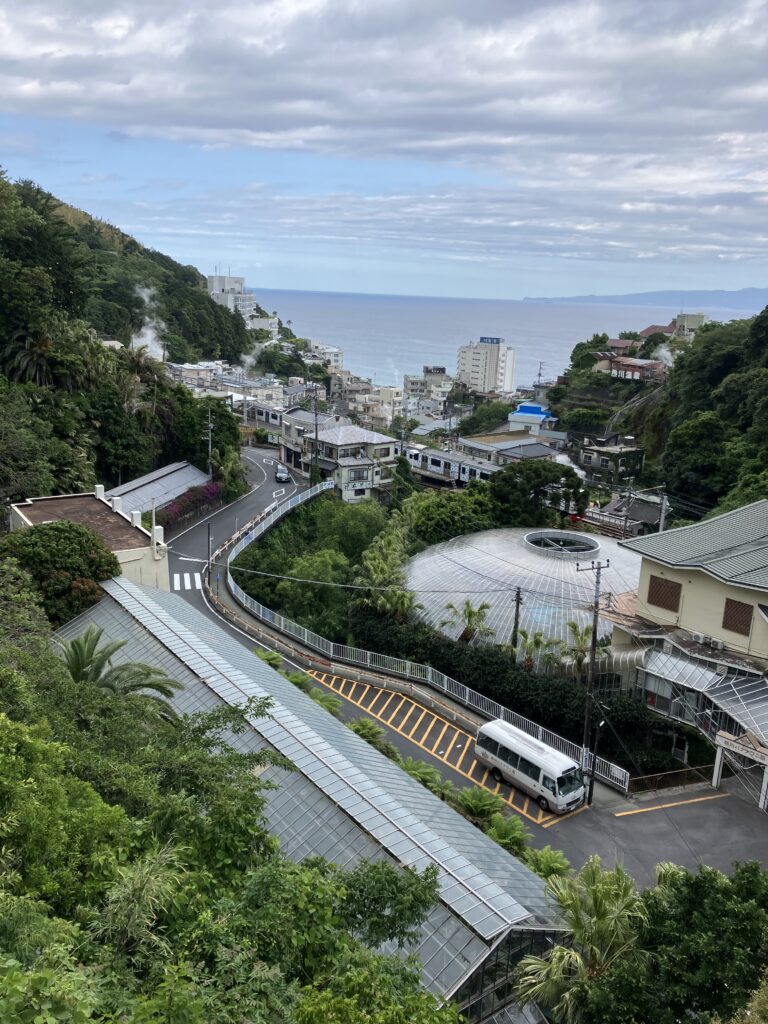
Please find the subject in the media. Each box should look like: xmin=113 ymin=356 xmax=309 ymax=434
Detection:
xmin=2 ymin=0 xmax=767 ymax=298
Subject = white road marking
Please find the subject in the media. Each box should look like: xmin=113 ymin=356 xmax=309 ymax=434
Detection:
xmin=273 ymin=488 xmax=285 ymax=498
xmin=263 ymin=457 xmax=274 ymax=465
xmin=177 ymin=557 xmax=199 ymax=562
xmin=194 ymin=574 xmax=202 ymax=589
xmin=184 ymin=573 xmax=191 ymax=589
xmin=173 ymin=573 xmax=181 ymax=590
xmin=173 ymin=572 xmax=202 ymax=591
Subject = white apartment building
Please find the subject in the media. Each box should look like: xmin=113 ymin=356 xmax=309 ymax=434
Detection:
xmin=347 ymin=384 xmax=404 ymax=431
xmin=307 ymin=341 xmax=344 ymax=370
xmin=456 ymin=337 xmax=516 ymax=394
xmin=206 ymin=275 xmax=279 ymax=337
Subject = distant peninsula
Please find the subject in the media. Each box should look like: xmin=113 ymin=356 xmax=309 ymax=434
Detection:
xmin=523 ymin=286 xmax=768 ymax=311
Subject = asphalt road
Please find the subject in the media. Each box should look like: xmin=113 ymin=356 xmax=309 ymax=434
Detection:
xmin=164 ymin=452 xmax=768 ymax=886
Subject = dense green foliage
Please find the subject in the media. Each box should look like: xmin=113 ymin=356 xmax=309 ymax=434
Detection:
xmin=0 ymin=523 xmax=120 ymax=626
xmin=520 ymin=857 xmax=768 ymax=1024
xmin=0 ymin=168 xmax=247 ymax=502
xmin=457 ymin=400 xmax=514 ymax=435
xmin=0 ymin=560 xmax=457 ymax=1022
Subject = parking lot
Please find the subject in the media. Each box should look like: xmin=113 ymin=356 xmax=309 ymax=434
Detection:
xmin=308 ymin=668 xmax=768 ymax=886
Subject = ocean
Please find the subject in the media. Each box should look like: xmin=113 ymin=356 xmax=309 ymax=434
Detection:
xmin=254 ymin=288 xmax=755 ymax=388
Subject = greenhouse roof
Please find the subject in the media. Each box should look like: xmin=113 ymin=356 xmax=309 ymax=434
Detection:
xmin=406 ymin=528 xmax=642 ymax=647
xmin=56 ymin=578 xmax=557 ymax=999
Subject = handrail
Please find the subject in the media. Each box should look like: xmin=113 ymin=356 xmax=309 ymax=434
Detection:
xmin=221 ymin=483 xmax=630 ymax=793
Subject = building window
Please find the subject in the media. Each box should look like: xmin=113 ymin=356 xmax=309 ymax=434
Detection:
xmin=354 ymin=488 xmax=366 ymax=496
xmin=599 ymin=457 xmax=610 ymax=469
xmin=582 ymin=454 xmax=593 ymax=464
xmin=349 ymin=468 xmax=369 ymax=481
xmin=374 ymin=447 xmax=391 ymax=457
xmin=647 ymin=574 xmax=682 ymax=613
xmin=722 ymin=598 xmax=753 ymax=637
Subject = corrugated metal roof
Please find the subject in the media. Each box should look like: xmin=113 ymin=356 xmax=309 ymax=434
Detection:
xmin=316 ymin=424 xmax=396 ymax=446
xmin=105 ymin=461 xmax=210 ymax=513
xmin=643 ymin=649 xmax=768 ymax=744
xmin=56 ymin=580 xmax=557 ymax=971
xmin=621 ymin=501 xmax=768 ymax=592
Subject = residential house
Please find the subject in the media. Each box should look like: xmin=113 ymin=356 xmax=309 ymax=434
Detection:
xmin=280 ymin=407 xmax=345 ymax=471
xmin=306 ymin=341 xmax=344 ymax=370
xmin=612 ymin=501 xmax=768 ymax=809
xmin=591 ymin=354 xmax=667 ymax=383
xmin=347 ymin=385 xmax=404 ymax=431
xmin=10 ymin=488 xmax=169 ymax=590
xmin=305 ymin=424 xmax=400 ymax=503
xmin=328 ymin=370 xmax=374 ymax=414
xmin=576 ymin=437 xmax=645 ymax=486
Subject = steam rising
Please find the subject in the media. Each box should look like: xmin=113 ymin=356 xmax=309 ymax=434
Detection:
xmin=131 ymin=286 xmax=167 ymax=361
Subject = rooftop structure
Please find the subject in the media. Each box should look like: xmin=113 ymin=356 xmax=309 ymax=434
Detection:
xmin=407 ymin=528 xmax=642 ymax=647
xmin=105 ymin=462 xmax=209 ymax=514
xmin=57 ymin=578 xmax=560 ymax=1020
xmin=456 ymin=337 xmax=516 ymax=395
xmin=315 ymin=423 xmax=395 ymax=446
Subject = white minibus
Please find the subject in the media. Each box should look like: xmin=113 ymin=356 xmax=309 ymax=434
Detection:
xmin=474 ymin=719 xmax=585 ymax=814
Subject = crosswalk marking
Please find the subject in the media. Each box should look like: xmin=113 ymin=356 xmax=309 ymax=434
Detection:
xmin=172 ymin=572 xmax=202 ymax=591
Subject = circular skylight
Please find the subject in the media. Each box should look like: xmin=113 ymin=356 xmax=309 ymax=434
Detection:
xmin=405 ymin=528 xmax=641 ymax=647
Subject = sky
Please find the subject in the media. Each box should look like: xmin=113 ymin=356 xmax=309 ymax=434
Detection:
xmin=1 ymin=0 xmax=768 ymax=299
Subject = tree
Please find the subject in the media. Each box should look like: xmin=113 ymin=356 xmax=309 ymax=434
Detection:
xmin=58 ymin=625 xmax=181 ymax=720
xmin=400 ymin=756 xmax=443 ymax=791
xmin=716 ymin=974 xmax=768 ymax=1023
xmin=440 ymin=599 xmax=495 ymax=643
xmin=210 ymin=446 xmax=248 ymax=503
xmin=524 ymin=845 xmax=572 ymax=880
xmin=514 ymin=856 xmax=647 ymax=1024
xmin=348 ymin=717 xmax=402 ymax=762
xmin=0 ymin=521 xmax=120 ymax=626
xmin=662 ymin=410 xmax=736 ymax=506
xmin=512 ymin=628 xmax=560 ymax=671
xmin=457 ymin=400 xmax=514 ymax=436
xmin=558 ymin=621 xmax=606 ymax=683
xmin=490 ymin=460 xmax=588 ymax=527
xmin=338 ymin=860 xmax=440 ymax=949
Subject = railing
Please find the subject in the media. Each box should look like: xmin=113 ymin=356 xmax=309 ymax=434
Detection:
xmin=628 ymin=764 xmax=715 ymax=794
xmin=222 ymin=482 xmax=631 ymax=792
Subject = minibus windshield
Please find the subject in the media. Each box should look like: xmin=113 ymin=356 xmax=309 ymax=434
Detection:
xmin=557 ymin=768 xmax=584 ymax=796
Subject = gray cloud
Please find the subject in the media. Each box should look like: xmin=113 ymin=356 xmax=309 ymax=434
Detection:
xmin=2 ymin=0 xmax=768 ymax=278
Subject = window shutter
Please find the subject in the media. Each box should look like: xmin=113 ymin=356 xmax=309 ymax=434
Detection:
xmin=647 ymin=575 xmax=682 ymax=613
xmin=722 ymin=598 xmax=753 ymax=637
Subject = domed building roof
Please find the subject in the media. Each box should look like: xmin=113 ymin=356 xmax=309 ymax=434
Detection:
xmin=405 ymin=528 xmax=642 ymax=647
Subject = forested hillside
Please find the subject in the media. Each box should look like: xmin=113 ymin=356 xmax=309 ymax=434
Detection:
xmin=0 ymin=169 xmax=247 ymax=500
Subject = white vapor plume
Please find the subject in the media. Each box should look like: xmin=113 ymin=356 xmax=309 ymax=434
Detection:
xmin=131 ymin=286 xmax=167 ymax=361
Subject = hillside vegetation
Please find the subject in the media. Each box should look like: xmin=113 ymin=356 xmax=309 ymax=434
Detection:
xmin=0 ymin=169 xmax=247 ymax=501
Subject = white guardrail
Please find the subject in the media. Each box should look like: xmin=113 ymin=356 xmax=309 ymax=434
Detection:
xmin=222 ymin=481 xmax=630 ymax=793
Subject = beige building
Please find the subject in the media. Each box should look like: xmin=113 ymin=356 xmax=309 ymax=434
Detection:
xmin=10 ymin=488 xmax=170 ymax=591
xmin=456 ymin=337 xmax=516 ymax=394
xmin=304 ymin=424 xmax=399 ymax=503
xmin=615 ymin=502 xmax=768 ymax=809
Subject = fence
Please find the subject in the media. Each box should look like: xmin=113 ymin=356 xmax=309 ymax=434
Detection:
xmin=628 ymin=764 xmax=714 ymax=794
xmin=221 ymin=482 xmax=631 ymax=792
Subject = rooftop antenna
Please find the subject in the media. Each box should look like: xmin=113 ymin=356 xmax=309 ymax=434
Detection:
xmin=537 ymin=361 xmax=544 ymax=385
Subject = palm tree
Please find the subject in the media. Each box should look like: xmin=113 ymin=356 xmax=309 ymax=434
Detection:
xmin=211 ymin=447 xmax=248 ymax=501
xmin=511 ymin=628 xmax=560 ymax=671
xmin=557 ymin=621 xmax=607 ymax=683
xmin=440 ymin=599 xmax=496 ymax=643
xmin=485 ymin=812 xmax=530 ymax=856
xmin=59 ymin=626 xmax=181 ymax=721
xmin=4 ymin=328 xmax=55 ymax=387
xmin=524 ymin=844 xmax=572 ymax=880
xmin=514 ymin=855 xmax=648 ymax=1024
xmin=122 ymin=343 xmax=163 ymax=382
xmin=454 ymin=786 xmax=505 ymax=827
xmin=428 ymin=777 xmax=457 ymax=803
xmin=309 ymin=688 xmax=343 ymax=718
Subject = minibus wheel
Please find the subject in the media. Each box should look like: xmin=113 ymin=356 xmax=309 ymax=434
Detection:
xmin=537 ymin=796 xmax=550 ymax=811
xmin=491 ymin=768 xmax=503 ymax=783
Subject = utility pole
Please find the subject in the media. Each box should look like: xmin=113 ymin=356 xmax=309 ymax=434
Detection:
xmin=204 ymin=404 xmax=214 ymax=478
xmin=576 ymin=558 xmax=610 ymax=778
xmin=207 ymin=522 xmax=213 ymax=589
xmin=312 ymin=390 xmax=319 ymax=480
xmin=511 ymin=587 xmax=522 ymax=650
xmin=658 ymin=485 xmax=668 ymax=532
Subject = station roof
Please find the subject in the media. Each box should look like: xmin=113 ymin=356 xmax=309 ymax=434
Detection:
xmin=621 ymin=500 xmax=768 ymax=593
xmin=56 ymin=578 xmax=557 ymax=998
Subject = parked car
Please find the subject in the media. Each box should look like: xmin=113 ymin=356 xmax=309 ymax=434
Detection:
xmin=274 ymin=464 xmax=291 ymax=483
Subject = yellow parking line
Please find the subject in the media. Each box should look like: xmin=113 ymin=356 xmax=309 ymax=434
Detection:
xmin=479 ymin=767 xmax=490 ymax=787
xmin=455 ymin=743 xmax=474 ymax=773
xmin=378 ymin=692 xmax=397 ymax=717
xmin=385 ymin=695 xmax=408 ymax=723
xmin=429 ymin=721 xmax=450 ymax=754
xmin=542 ymin=804 xmax=589 ymax=827
xmin=406 ymin=708 xmax=428 ymax=738
xmin=614 ymin=792 xmax=731 ymax=817
xmin=354 ymin=683 xmax=371 ymax=706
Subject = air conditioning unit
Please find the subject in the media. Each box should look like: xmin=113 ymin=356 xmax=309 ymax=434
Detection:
xmin=711 ymin=639 xmax=726 ymax=651
xmin=663 ymin=640 xmax=674 ymax=654
xmin=715 ymin=663 xmax=728 ymax=675
xmin=691 ymin=632 xmax=706 ymax=644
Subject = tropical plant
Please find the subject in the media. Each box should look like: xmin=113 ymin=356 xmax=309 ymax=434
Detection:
xmin=400 ymin=757 xmax=443 ymax=790
xmin=3 ymin=327 xmax=55 ymax=387
xmin=310 ymin=688 xmax=344 ymax=719
xmin=514 ymin=855 xmax=648 ymax=1024
xmin=485 ymin=811 xmax=531 ymax=856
xmin=511 ymin=628 xmax=560 ymax=671
xmin=454 ymin=787 xmax=505 ymax=827
xmin=211 ymin=446 xmax=248 ymax=502
xmin=558 ymin=621 xmax=607 ymax=683
xmin=58 ymin=625 xmax=181 ymax=720
xmin=256 ymin=648 xmax=284 ymax=670
xmin=524 ymin=845 xmax=572 ymax=880
xmin=348 ymin=717 xmax=402 ymax=763
xmin=428 ymin=777 xmax=457 ymax=803
xmin=284 ymin=670 xmax=314 ymax=693
xmin=440 ymin=599 xmax=496 ymax=643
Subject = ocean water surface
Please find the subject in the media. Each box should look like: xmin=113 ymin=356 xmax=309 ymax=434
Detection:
xmin=255 ymin=288 xmax=754 ymax=388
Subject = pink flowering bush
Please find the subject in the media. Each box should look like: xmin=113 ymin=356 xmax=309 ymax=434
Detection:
xmin=157 ymin=482 xmax=222 ymax=529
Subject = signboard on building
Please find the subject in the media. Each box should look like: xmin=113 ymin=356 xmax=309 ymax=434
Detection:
xmin=716 ymin=732 xmax=768 ymax=767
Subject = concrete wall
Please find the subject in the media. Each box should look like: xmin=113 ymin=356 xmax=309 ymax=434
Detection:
xmin=636 ymin=559 xmax=768 ymax=661
xmin=114 ymin=545 xmax=170 ymax=592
